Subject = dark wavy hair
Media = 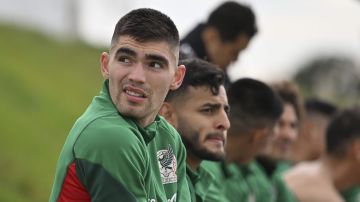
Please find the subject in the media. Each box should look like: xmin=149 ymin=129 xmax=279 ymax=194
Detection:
xmin=227 ymin=78 xmax=284 ymax=135
xmin=207 ymin=1 xmax=258 ymax=42
xmin=111 ymin=8 xmax=179 ymax=49
xmin=326 ymin=106 xmax=360 ymax=156
xmin=165 ymin=58 xmax=224 ymax=101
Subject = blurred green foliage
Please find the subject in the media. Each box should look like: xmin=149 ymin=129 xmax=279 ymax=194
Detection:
xmin=294 ymin=56 xmax=360 ymax=107
xmin=0 ymin=24 xmax=104 ymax=202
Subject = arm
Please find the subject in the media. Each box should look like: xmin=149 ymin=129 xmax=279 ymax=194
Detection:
xmin=74 ymin=121 xmax=148 ymax=201
xmin=173 ymin=139 xmax=191 ymax=202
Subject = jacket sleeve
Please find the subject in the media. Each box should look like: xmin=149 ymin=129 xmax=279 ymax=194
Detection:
xmin=74 ymin=121 xmax=148 ymax=202
xmin=174 ymin=136 xmax=192 ymax=202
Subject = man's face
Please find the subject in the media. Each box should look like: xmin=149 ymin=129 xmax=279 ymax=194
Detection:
xmin=298 ymin=113 xmax=328 ymax=160
xmin=173 ymin=85 xmax=230 ymax=161
xmin=208 ymin=34 xmax=250 ymax=70
xmin=101 ymin=36 xmax=185 ymax=127
xmin=228 ymin=126 xmax=274 ymax=165
xmin=266 ymin=103 xmax=299 ymax=161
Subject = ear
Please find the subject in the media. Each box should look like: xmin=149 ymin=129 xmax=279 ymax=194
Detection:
xmin=202 ymin=26 xmax=220 ymax=42
xmin=100 ymin=52 xmax=110 ymax=79
xmin=350 ymin=139 xmax=360 ymax=161
xmin=159 ymin=102 xmax=178 ymax=128
xmin=170 ymin=64 xmax=186 ymax=90
xmin=237 ymin=34 xmax=250 ymax=48
xmin=250 ymin=128 xmax=270 ymax=146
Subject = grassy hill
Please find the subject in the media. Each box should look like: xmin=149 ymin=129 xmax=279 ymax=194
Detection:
xmin=0 ymin=24 xmax=104 ymax=201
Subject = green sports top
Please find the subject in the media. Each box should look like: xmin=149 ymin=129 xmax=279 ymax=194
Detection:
xmin=342 ymin=186 xmax=360 ymax=202
xmin=49 ymin=80 xmax=190 ymax=202
xmin=186 ymin=164 xmax=215 ymax=202
xmin=202 ymin=160 xmax=276 ymax=202
xmin=200 ymin=161 xmax=231 ymax=202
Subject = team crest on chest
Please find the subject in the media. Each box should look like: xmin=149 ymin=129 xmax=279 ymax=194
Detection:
xmin=157 ymin=145 xmax=177 ymax=184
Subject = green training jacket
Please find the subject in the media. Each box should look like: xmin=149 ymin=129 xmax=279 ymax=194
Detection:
xmin=202 ymin=160 xmax=276 ymax=202
xmin=49 ymin=80 xmax=190 ymax=202
xmin=186 ymin=164 xmax=215 ymax=202
xmin=342 ymin=186 xmax=360 ymax=202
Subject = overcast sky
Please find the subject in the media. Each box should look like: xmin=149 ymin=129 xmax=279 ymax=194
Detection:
xmin=1 ymin=0 xmax=360 ymax=82
xmin=76 ymin=0 xmax=360 ymax=82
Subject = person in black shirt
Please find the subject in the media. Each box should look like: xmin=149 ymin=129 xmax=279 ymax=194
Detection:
xmin=180 ymin=1 xmax=258 ymax=89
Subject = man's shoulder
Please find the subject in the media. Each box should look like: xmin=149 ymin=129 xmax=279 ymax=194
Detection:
xmin=73 ymin=114 xmax=146 ymax=156
xmin=201 ymin=161 xmax=225 ymax=181
xmin=284 ymin=162 xmax=319 ymax=184
xmin=284 ymin=162 xmax=332 ymax=202
xmin=157 ymin=116 xmax=183 ymax=141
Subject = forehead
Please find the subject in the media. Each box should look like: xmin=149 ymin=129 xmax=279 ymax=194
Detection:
xmin=281 ymin=104 xmax=298 ymax=121
xmin=111 ymin=35 xmax=178 ymax=63
xmin=182 ymin=85 xmax=228 ymax=106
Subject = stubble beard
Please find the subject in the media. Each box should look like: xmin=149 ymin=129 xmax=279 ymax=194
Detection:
xmin=180 ymin=129 xmax=225 ymax=162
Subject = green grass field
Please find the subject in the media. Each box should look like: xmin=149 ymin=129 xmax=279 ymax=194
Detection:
xmin=0 ymin=24 xmax=104 ymax=201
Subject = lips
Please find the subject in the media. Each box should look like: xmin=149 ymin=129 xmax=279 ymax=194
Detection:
xmin=206 ymin=133 xmax=225 ymax=145
xmin=125 ymin=89 xmax=145 ymax=98
xmin=277 ymin=141 xmax=291 ymax=151
xmin=123 ymin=85 xmax=147 ymax=102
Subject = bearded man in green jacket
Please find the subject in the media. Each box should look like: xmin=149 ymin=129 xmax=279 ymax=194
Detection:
xmin=160 ymin=58 xmax=230 ymax=202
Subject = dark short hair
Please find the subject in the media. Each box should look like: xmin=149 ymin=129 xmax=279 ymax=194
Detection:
xmin=207 ymin=1 xmax=258 ymax=42
xmin=271 ymin=81 xmax=303 ymax=121
xmin=305 ymin=98 xmax=337 ymax=117
xmin=228 ymin=78 xmax=284 ymax=135
xmin=165 ymin=58 xmax=224 ymax=101
xmin=111 ymin=8 xmax=179 ymax=49
xmin=326 ymin=106 xmax=360 ymax=156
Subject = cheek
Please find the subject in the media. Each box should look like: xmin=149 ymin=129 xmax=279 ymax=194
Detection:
xmin=152 ymin=75 xmax=173 ymax=92
xmin=109 ymin=67 xmax=129 ymax=83
xmin=188 ymin=121 xmax=207 ymax=141
xmin=291 ymin=130 xmax=299 ymax=141
xmin=259 ymin=137 xmax=269 ymax=149
xmin=198 ymin=131 xmax=208 ymax=142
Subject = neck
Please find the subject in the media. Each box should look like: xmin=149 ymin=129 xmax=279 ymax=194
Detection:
xmin=321 ymin=155 xmax=358 ymax=191
xmin=186 ymin=153 xmax=202 ymax=171
xmin=137 ymin=114 xmax=156 ymax=128
xmin=225 ymin=134 xmax=249 ymax=165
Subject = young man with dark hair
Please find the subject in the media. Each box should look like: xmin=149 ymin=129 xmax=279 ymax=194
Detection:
xmin=159 ymin=58 xmax=230 ymax=201
xmin=180 ymin=1 xmax=258 ymax=88
xmin=277 ymin=107 xmax=360 ymax=202
xmin=203 ymin=78 xmax=283 ymax=201
xmin=292 ymin=98 xmax=337 ymax=162
xmin=258 ymin=81 xmax=303 ymax=175
xmin=50 ymin=8 xmax=190 ymax=202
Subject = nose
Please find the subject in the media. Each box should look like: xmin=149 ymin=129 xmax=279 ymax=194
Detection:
xmin=128 ymin=63 xmax=146 ymax=83
xmin=278 ymin=126 xmax=297 ymax=142
xmin=215 ymin=110 xmax=231 ymax=131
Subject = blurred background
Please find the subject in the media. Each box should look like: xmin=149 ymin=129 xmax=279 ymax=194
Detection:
xmin=0 ymin=0 xmax=359 ymax=201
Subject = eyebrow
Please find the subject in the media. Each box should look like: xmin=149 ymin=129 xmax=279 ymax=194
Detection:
xmin=204 ymin=103 xmax=230 ymax=112
xmin=114 ymin=47 xmax=170 ymax=67
xmin=204 ymin=103 xmax=220 ymax=108
xmin=114 ymin=47 xmax=137 ymax=58
xmin=145 ymin=54 xmax=169 ymax=66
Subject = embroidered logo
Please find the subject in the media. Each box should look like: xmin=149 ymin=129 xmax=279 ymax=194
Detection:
xmin=157 ymin=145 xmax=177 ymax=184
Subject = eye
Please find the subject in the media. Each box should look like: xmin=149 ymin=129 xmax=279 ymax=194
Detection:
xmin=224 ymin=106 xmax=230 ymax=116
xmin=290 ymin=122 xmax=298 ymax=130
xmin=201 ymin=107 xmax=215 ymax=115
xmin=149 ymin=62 xmax=162 ymax=69
xmin=118 ymin=56 xmax=131 ymax=64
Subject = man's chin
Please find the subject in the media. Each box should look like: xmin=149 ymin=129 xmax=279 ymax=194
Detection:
xmin=271 ymin=152 xmax=291 ymax=161
xmin=118 ymin=108 xmax=143 ymax=119
xmin=204 ymin=151 xmax=225 ymax=162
